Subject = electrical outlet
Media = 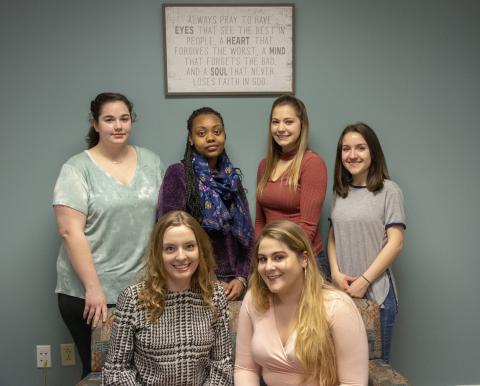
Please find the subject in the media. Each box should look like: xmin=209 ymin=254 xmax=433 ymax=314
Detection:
xmin=60 ymin=343 xmax=76 ymax=366
xmin=36 ymin=345 xmax=51 ymax=368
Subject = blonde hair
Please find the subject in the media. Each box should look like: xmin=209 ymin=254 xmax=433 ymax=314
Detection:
xmin=138 ymin=211 xmax=216 ymax=321
xmin=257 ymin=95 xmax=310 ymax=196
xmin=249 ymin=220 xmax=338 ymax=385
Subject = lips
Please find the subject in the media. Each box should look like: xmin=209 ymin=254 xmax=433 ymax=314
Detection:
xmin=172 ymin=263 xmax=191 ymax=272
xmin=265 ymin=273 xmax=282 ymax=281
xmin=206 ymin=145 xmax=219 ymax=151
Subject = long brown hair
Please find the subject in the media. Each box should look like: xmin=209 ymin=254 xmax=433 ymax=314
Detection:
xmin=249 ymin=220 xmax=338 ymax=385
xmin=333 ymin=122 xmax=390 ymax=198
xmin=256 ymin=95 xmax=310 ymax=196
xmin=138 ymin=211 xmax=216 ymax=321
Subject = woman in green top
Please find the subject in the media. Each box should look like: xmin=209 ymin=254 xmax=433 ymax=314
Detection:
xmin=53 ymin=92 xmax=164 ymax=378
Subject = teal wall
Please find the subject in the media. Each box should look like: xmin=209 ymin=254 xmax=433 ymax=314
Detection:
xmin=1 ymin=0 xmax=479 ymax=385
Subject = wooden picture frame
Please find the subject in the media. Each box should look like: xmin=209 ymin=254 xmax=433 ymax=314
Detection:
xmin=163 ymin=4 xmax=295 ymax=96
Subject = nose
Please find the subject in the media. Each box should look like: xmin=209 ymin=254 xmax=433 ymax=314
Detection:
xmin=348 ymin=148 xmax=356 ymax=159
xmin=176 ymin=248 xmax=188 ymax=262
xmin=114 ymin=119 xmax=123 ymax=131
xmin=265 ymin=258 xmax=275 ymax=271
xmin=205 ymin=132 xmax=214 ymax=142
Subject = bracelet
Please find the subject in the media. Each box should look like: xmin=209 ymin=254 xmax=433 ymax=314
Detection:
xmin=361 ymin=274 xmax=371 ymax=284
xmin=235 ymin=277 xmax=248 ymax=288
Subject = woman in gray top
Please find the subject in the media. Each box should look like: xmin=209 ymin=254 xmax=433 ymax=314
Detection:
xmin=53 ymin=92 xmax=164 ymax=378
xmin=328 ymin=122 xmax=405 ymax=363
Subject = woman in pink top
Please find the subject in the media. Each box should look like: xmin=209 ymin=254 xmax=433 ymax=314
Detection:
xmin=235 ymin=220 xmax=368 ymax=386
xmin=255 ymin=95 xmax=329 ymax=279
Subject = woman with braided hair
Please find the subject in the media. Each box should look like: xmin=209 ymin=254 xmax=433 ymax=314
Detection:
xmin=157 ymin=107 xmax=254 ymax=300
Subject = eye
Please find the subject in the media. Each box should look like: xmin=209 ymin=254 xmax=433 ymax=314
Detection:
xmin=358 ymin=145 xmax=368 ymax=151
xmin=105 ymin=118 xmax=113 ymax=123
xmin=196 ymin=130 xmax=206 ymax=137
xmin=285 ymin=120 xmax=294 ymax=125
xmin=342 ymin=146 xmax=350 ymax=152
xmin=213 ymin=127 xmax=223 ymax=135
xmin=273 ymin=254 xmax=285 ymax=262
xmin=257 ymin=256 xmax=267 ymax=263
xmin=121 ymin=117 xmax=130 ymax=123
xmin=164 ymin=245 xmax=176 ymax=253
xmin=185 ymin=243 xmax=196 ymax=251
xmin=271 ymin=119 xmax=279 ymax=125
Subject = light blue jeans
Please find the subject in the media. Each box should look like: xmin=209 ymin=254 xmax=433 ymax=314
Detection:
xmin=380 ymin=279 xmax=398 ymax=363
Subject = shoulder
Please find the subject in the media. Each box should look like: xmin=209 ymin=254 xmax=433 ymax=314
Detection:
xmin=165 ymin=162 xmax=186 ymax=174
xmin=257 ymin=158 xmax=267 ymax=172
xmin=62 ymin=151 xmax=90 ymax=169
xmin=241 ymin=290 xmax=263 ymax=316
xmin=136 ymin=146 xmax=163 ymax=166
xmin=383 ymin=179 xmax=403 ymax=195
xmin=302 ymin=150 xmax=326 ymax=167
xmin=116 ymin=282 xmax=145 ymax=311
xmin=323 ymin=289 xmax=359 ymax=322
xmin=163 ymin=162 xmax=186 ymax=182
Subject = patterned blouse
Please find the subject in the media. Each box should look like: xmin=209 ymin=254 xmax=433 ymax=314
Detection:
xmin=103 ymin=282 xmax=233 ymax=385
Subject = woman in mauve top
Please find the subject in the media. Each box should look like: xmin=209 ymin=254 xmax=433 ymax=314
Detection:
xmin=157 ymin=107 xmax=254 ymax=301
xmin=328 ymin=123 xmax=405 ymax=363
xmin=255 ymin=95 xmax=329 ymax=278
xmin=235 ymin=220 xmax=368 ymax=386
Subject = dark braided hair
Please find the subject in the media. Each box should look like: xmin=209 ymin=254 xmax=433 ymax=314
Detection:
xmin=86 ymin=92 xmax=136 ymax=148
xmin=182 ymin=107 xmax=248 ymax=223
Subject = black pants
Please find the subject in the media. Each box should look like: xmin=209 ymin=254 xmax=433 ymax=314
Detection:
xmin=58 ymin=294 xmax=115 ymax=378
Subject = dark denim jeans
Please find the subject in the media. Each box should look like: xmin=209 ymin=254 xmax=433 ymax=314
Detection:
xmin=380 ymin=280 xmax=398 ymax=363
xmin=316 ymin=250 xmax=331 ymax=282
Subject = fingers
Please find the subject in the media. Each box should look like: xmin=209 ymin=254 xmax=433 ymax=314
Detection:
xmin=102 ymin=304 xmax=108 ymax=323
xmin=92 ymin=306 xmax=101 ymax=328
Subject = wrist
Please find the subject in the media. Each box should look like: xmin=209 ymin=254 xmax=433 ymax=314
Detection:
xmin=235 ymin=276 xmax=248 ymax=288
xmin=360 ymin=274 xmax=371 ymax=285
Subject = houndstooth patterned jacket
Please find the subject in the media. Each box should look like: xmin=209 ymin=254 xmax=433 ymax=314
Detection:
xmin=103 ymin=282 xmax=233 ymax=385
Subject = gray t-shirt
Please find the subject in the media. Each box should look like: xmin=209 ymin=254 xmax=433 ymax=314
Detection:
xmin=330 ymin=180 xmax=405 ymax=305
xmin=53 ymin=146 xmax=164 ymax=304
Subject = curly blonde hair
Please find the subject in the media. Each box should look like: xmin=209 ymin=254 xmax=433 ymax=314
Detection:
xmin=249 ymin=220 xmax=338 ymax=385
xmin=138 ymin=211 xmax=216 ymax=321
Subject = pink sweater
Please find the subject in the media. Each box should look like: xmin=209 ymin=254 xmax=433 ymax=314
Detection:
xmin=255 ymin=151 xmax=327 ymax=254
xmin=234 ymin=290 xmax=369 ymax=386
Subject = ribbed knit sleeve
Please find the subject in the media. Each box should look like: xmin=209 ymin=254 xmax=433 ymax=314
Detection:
xmin=297 ymin=153 xmax=327 ymax=242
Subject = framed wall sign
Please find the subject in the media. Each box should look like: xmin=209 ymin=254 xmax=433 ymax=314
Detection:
xmin=163 ymin=4 xmax=295 ymax=95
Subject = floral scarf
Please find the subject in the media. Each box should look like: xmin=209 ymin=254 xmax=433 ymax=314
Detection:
xmin=192 ymin=151 xmax=253 ymax=247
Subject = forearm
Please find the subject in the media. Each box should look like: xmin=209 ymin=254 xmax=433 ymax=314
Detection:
xmin=62 ymin=230 xmax=101 ymax=290
xmin=363 ymin=228 xmax=404 ymax=283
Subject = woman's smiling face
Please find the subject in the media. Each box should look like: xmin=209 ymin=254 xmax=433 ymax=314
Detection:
xmin=162 ymin=225 xmax=200 ymax=291
xmin=270 ymin=104 xmax=302 ymax=152
xmin=257 ymin=236 xmax=307 ymax=296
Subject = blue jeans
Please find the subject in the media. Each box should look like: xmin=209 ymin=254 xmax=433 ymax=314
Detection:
xmin=380 ymin=280 xmax=398 ymax=363
xmin=316 ymin=250 xmax=331 ymax=282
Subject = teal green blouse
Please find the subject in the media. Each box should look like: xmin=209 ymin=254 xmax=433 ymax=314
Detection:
xmin=53 ymin=146 xmax=164 ymax=304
